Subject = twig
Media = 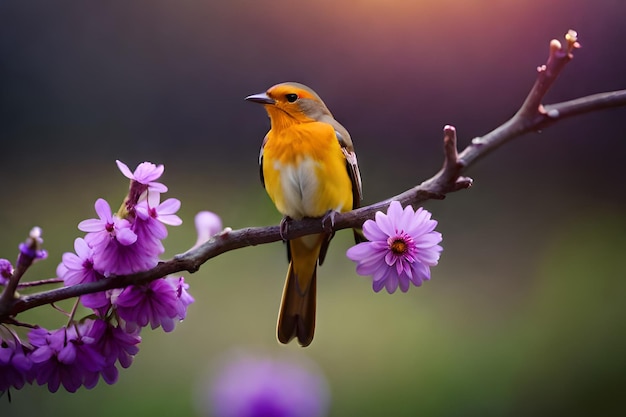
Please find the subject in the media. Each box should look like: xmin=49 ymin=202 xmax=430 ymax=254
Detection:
xmin=16 ymin=278 xmax=64 ymax=288
xmin=1 ymin=30 xmax=626 ymax=322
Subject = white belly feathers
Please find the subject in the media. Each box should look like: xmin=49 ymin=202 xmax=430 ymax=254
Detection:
xmin=273 ymin=156 xmax=321 ymax=219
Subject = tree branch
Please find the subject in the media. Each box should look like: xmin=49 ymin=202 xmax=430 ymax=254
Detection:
xmin=2 ymin=30 xmax=626 ymax=322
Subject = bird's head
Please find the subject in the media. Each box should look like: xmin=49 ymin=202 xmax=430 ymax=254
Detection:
xmin=246 ymin=82 xmax=332 ymax=124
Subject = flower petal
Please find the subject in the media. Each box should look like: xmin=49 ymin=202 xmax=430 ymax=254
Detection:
xmin=411 ymin=262 xmax=431 ymax=284
xmin=416 ymin=246 xmax=443 ymax=265
xmin=372 ymin=278 xmax=386 ymax=293
xmin=116 ymin=160 xmax=134 ymax=179
xmin=135 ymin=162 xmax=164 ymax=183
xmin=398 ymin=274 xmax=411 ymax=292
xmin=361 ymin=219 xmax=388 ymax=241
xmin=94 ymin=199 xmax=113 ymax=221
xmin=387 ymin=201 xmax=403 ymax=220
xmin=78 ymin=219 xmax=104 ymax=233
xmin=384 ymin=274 xmax=399 ymax=294
xmin=116 ymin=227 xmax=138 ymax=246
xmin=346 ymin=243 xmax=376 ymax=261
xmin=73 ymin=238 xmax=92 ymax=258
xmin=158 ymin=198 xmax=180 ymax=214
xmin=374 ymin=211 xmax=394 ymax=236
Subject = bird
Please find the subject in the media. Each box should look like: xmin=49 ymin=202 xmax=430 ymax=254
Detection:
xmin=246 ymin=82 xmax=363 ymax=347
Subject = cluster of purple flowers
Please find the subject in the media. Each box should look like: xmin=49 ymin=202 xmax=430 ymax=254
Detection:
xmin=0 ymin=160 xmax=193 ymax=394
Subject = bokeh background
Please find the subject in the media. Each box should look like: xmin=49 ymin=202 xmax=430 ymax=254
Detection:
xmin=1 ymin=0 xmax=626 ymax=415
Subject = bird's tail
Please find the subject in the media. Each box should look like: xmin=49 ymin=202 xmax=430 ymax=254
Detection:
xmin=277 ymin=234 xmax=323 ymax=347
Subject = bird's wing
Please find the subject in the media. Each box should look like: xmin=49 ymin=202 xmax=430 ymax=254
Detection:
xmin=332 ymin=124 xmax=363 ymax=208
xmin=334 ymin=127 xmax=366 ymax=245
xmin=319 ymin=119 xmax=366 ymax=265
xmin=259 ymin=135 xmax=268 ymax=188
xmin=340 ymin=144 xmax=362 ymax=208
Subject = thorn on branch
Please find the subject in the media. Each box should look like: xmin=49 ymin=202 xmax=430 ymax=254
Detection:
xmin=416 ymin=124 xmax=473 ymax=198
xmin=443 ymin=125 xmax=462 ymax=170
xmin=454 ymin=176 xmax=473 ymax=191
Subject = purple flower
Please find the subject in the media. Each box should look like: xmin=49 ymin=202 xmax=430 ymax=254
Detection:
xmin=101 ymin=239 xmax=159 ymax=277
xmin=85 ymin=319 xmax=141 ymax=385
xmin=57 ymin=238 xmax=111 ymax=313
xmin=114 ymin=279 xmax=180 ymax=332
xmin=0 ymin=336 xmax=32 ymax=391
xmin=204 ymin=351 xmax=330 ymax=417
xmin=133 ymin=193 xmax=182 ymax=257
xmin=346 ymin=201 xmax=443 ymax=294
xmin=116 ymin=160 xmax=167 ymax=194
xmin=58 ymin=238 xmax=98 ymax=286
xmin=136 ymin=195 xmax=182 ymax=232
xmin=17 ymin=226 xmax=48 ymax=267
xmin=0 ymin=258 xmax=13 ymax=285
xmin=28 ymin=323 xmax=105 ymax=393
xmin=78 ymin=198 xmax=162 ymax=276
xmin=166 ymin=276 xmax=194 ymax=320
xmin=79 ymin=198 xmax=137 ymax=250
xmin=116 ymin=160 xmax=167 ymax=215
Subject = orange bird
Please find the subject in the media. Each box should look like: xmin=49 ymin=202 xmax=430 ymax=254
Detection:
xmin=246 ymin=82 xmax=363 ymax=346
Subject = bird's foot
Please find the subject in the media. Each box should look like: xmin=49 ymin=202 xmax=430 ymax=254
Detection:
xmin=279 ymin=216 xmax=292 ymax=241
xmin=321 ymin=210 xmax=338 ymax=234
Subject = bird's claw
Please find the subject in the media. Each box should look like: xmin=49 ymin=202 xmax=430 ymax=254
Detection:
xmin=321 ymin=210 xmax=337 ymax=234
xmin=279 ymin=216 xmax=292 ymax=241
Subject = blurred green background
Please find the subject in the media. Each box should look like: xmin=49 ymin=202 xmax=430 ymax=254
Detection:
xmin=1 ymin=0 xmax=626 ymax=415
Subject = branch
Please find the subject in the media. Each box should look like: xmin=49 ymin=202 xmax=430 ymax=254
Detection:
xmin=2 ymin=30 xmax=626 ymax=322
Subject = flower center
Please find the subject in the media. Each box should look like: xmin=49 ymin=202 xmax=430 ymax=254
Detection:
xmin=390 ymin=238 xmax=408 ymax=255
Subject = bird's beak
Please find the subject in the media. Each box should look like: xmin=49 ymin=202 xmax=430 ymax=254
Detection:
xmin=245 ymin=92 xmax=275 ymax=105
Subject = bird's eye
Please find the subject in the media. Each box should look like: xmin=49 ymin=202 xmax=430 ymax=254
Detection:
xmin=285 ymin=93 xmax=298 ymax=103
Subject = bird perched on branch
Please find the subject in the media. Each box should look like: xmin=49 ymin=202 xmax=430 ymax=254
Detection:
xmin=246 ymin=82 xmax=363 ymax=346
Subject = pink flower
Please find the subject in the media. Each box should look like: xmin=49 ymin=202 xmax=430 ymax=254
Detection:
xmin=116 ymin=160 xmax=167 ymax=194
xmin=78 ymin=199 xmax=137 ymax=249
xmin=58 ymin=238 xmax=100 ymax=286
xmin=135 ymin=193 xmax=183 ymax=241
xmin=346 ymin=201 xmax=443 ymax=294
xmin=78 ymin=198 xmax=162 ymax=276
xmin=57 ymin=238 xmax=111 ymax=313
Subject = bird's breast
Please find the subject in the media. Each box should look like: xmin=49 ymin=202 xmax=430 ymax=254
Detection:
xmin=262 ymin=122 xmax=353 ymax=219
xmin=271 ymin=156 xmax=323 ymax=219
